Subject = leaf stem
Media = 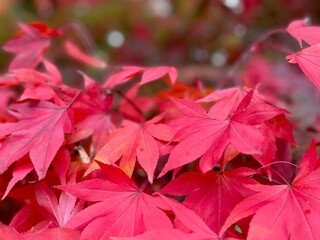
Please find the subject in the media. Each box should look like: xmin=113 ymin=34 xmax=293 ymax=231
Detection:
xmin=258 ymin=161 xmax=299 ymax=171
xmin=250 ymin=28 xmax=287 ymax=52
xmin=139 ymin=179 xmax=149 ymax=192
xmin=67 ymin=91 xmax=81 ymax=107
xmin=218 ymin=28 xmax=287 ymax=88
xmin=60 ymin=22 xmax=97 ymax=54
xmin=115 ymin=90 xmax=146 ymax=120
xmin=258 ymin=43 xmax=293 ymax=55
xmin=270 ymin=168 xmax=291 ymax=186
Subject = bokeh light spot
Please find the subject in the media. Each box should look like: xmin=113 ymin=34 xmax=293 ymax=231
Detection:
xmin=106 ymin=30 xmax=125 ymax=48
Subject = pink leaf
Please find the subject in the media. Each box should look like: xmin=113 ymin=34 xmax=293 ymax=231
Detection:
xmin=65 ymin=40 xmax=107 ymax=68
xmin=0 ymin=100 xmax=74 ymax=179
xmin=141 ymin=66 xmax=177 ymax=85
xmin=0 ymin=223 xmax=24 ymax=240
xmin=219 ymin=141 xmax=320 ymax=239
xmin=286 ymin=44 xmax=320 ymax=89
xmin=287 ymin=19 xmax=320 ymax=47
xmin=2 ymin=157 xmax=33 ymax=199
xmin=103 ymin=66 xmax=144 ymax=88
xmin=160 ymin=89 xmax=286 ymax=176
xmin=103 ymin=66 xmax=177 ymax=89
xmin=23 ymin=227 xmax=81 ymax=240
xmin=35 ymin=182 xmax=61 ymax=227
xmin=111 ymin=229 xmax=211 ymax=240
xmin=3 ymin=22 xmax=60 ymax=70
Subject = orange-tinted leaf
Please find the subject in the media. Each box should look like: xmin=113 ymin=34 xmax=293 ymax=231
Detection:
xmin=95 ymin=117 xmax=175 ymax=182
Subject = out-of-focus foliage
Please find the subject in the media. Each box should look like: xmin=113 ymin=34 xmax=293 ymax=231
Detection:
xmin=1 ymin=0 xmax=320 ymax=74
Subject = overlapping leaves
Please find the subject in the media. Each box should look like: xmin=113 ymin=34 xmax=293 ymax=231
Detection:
xmin=0 ymin=19 xmax=319 ymax=240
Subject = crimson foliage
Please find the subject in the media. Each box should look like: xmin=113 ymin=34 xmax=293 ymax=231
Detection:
xmin=0 ymin=20 xmax=319 ymax=240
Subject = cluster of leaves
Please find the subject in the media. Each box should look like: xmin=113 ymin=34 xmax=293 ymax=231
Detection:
xmin=0 ymin=19 xmax=319 ymax=240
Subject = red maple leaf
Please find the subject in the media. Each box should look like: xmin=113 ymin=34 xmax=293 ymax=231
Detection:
xmin=23 ymin=227 xmax=81 ymax=240
xmin=286 ymin=44 xmax=320 ymax=89
xmin=3 ymin=23 xmax=61 ymax=70
xmin=58 ymin=164 xmax=216 ymax=239
xmin=103 ymin=66 xmax=178 ymax=89
xmin=160 ymin=168 xmax=258 ymax=233
xmin=0 ymin=222 xmax=80 ymax=240
xmin=68 ymin=73 xmax=115 ymax=152
xmin=3 ymin=60 xmax=62 ymax=101
xmin=0 ymin=99 xmax=75 ymax=179
xmin=287 ymin=19 xmax=320 ymax=47
xmin=94 ymin=114 xmax=175 ymax=182
xmin=197 ymin=86 xmax=273 ymax=120
xmin=160 ymin=89 xmax=287 ymax=175
xmin=219 ymin=140 xmax=320 ymax=239
xmin=28 ymin=22 xmax=62 ymax=37
xmin=112 ymin=228 xmax=211 ymax=240
xmin=9 ymin=205 xmax=43 ymax=233
xmin=65 ymin=40 xmax=107 ymax=69
xmin=35 ymin=179 xmax=84 ymax=227
xmin=197 ymin=86 xmax=248 ymax=120
xmin=2 ymin=156 xmax=33 ymax=199
xmin=118 ymin=83 xmax=156 ymax=122
xmin=0 ymin=88 xmax=16 ymax=121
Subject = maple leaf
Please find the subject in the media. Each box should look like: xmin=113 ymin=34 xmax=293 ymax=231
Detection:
xmin=219 ymin=140 xmax=320 ymax=240
xmin=9 ymin=205 xmax=43 ymax=233
xmin=95 ymin=114 xmax=175 ymax=182
xmin=1 ymin=145 xmax=71 ymax=200
xmin=160 ymin=168 xmax=258 ymax=233
xmin=0 ymin=222 xmax=81 ymax=240
xmin=156 ymin=193 xmax=218 ymax=239
xmin=24 ymin=226 xmax=81 ymax=240
xmin=103 ymin=66 xmax=178 ymax=89
xmin=287 ymin=19 xmax=320 ymax=47
xmin=35 ymin=179 xmax=84 ymax=227
xmin=197 ymin=86 xmax=247 ymax=120
xmin=111 ymin=228 xmax=211 ymax=240
xmin=160 ymin=89 xmax=287 ymax=175
xmin=286 ymin=44 xmax=320 ymax=89
xmin=68 ymin=73 xmax=115 ymax=152
xmin=0 ymin=88 xmax=16 ymax=121
xmin=65 ymin=40 xmax=107 ymax=68
xmin=57 ymin=165 xmax=166 ymax=238
xmin=3 ymin=23 xmax=61 ymax=70
xmin=23 ymin=227 xmax=81 ymax=240
xmin=157 ymin=80 xmax=208 ymax=101
xmin=28 ymin=22 xmax=62 ymax=37
xmin=3 ymin=60 xmax=62 ymax=101
xmin=2 ymin=157 xmax=33 ymax=199
xmin=0 ymin=222 xmax=24 ymax=240
xmin=58 ymin=163 xmax=216 ymax=239
xmin=197 ymin=86 xmax=273 ymax=120
xmin=51 ymin=146 xmax=71 ymax=185
xmin=118 ymin=83 xmax=156 ymax=122
xmin=0 ymin=99 xmax=75 ymax=179
xmin=266 ymin=114 xmax=296 ymax=145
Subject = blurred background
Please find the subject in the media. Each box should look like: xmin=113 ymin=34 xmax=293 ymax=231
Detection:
xmin=0 ymin=0 xmax=320 ymax=77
